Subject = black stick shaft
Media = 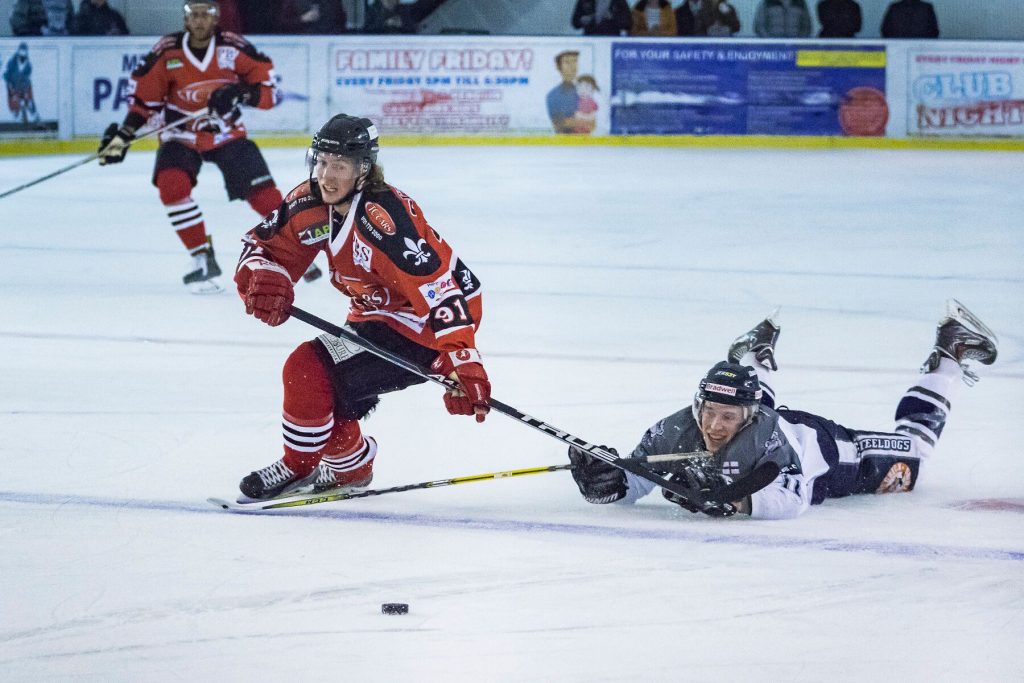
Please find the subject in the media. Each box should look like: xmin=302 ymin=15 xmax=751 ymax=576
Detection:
xmin=287 ymin=306 xmax=698 ymax=500
xmin=0 ymin=109 xmax=209 ymax=200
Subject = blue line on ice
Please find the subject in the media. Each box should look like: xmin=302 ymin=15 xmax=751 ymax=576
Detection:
xmin=2 ymin=490 xmax=1021 ymax=563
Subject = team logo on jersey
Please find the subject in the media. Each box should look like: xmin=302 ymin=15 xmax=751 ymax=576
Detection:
xmin=217 ymin=46 xmax=240 ymax=70
xmin=255 ymin=209 xmax=280 ymax=239
xmin=298 ymin=223 xmax=331 ymax=245
xmin=721 ymin=460 xmax=741 ymax=475
xmin=365 ymin=202 xmax=397 ymax=236
xmin=458 ymin=268 xmax=475 ymax=292
xmin=876 ymin=462 xmax=914 ymax=494
xmin=352 ymin=233 xmax=373 ymax=272
xmin=167 ymin=58 xmax=184 ymax=70
xmin=402 ymin=237 xmax=431 ymax=266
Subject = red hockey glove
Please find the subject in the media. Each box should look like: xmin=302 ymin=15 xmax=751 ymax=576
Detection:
xmin=431 ymin=348 xmax=491 ymax=422
xmin=235 ymin=259 xmax=294 ymax=327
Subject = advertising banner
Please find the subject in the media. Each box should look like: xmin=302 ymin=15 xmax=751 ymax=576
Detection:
xmin=611 ymin=43 xmax=888 ymax=136
xmin=328 ymin=41 xmax=604 ymax=135
xmin=1 ymin=41 xmax=59 ymax=137
xmin=72 ymin=40 xmax=310 ymax=136
xmin=909 ymin=49 xmax=1024 ymax=137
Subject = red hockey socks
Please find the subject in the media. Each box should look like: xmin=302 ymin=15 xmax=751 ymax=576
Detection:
xmin=247 ymin=184 xmax=282 ymax=217
xmin=280 ymin=342 xmax=335 ymax=474
xmin=156 ymin=169 xmax=207 ymax=254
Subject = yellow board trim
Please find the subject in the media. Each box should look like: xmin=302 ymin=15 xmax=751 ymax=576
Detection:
xmin=1 ymin=133 xmax=1023 ymax=156
xmin=796 ymin=50 xmax=887 ymax=68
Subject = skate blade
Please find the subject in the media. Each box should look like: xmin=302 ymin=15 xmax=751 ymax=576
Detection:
xmin=946 ymin=299 xmax=998 ymax=346
xmin=187 ymin=277 xmax=225 ymax=295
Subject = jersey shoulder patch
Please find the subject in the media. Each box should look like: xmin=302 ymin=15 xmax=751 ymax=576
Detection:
xmin=354 ymin=187 xmax=440 ymax=277
xmin=134 ymin=33 xmax=183 ymax=78
xmin=218 ymin=30 xmax=272 ymax=63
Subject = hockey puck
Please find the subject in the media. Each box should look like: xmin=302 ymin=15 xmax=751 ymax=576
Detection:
xmin=381 ymin=603 xmax=409 ymax=615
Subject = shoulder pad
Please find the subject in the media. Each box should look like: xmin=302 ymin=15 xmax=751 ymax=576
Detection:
xmin=218 ymin=30 xmax=272 ymax=63
xmin=134 ymin=33 xmax=183 ymax=78
xmin=284 ymin=180 xmax=315 ymax=203
xmin=355 ymin=188 xmax=441 ymax=277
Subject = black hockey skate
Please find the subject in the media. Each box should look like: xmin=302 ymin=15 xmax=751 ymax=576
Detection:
xmin=728 ymin=308 xmax=781 ymax=371
xmin=183 ymin=236 xmax=223 ymax=294
xmin=921 ymin=299 xmax=998 ymax=385
xmin=239 ymin=458 xmax=317 ymax=501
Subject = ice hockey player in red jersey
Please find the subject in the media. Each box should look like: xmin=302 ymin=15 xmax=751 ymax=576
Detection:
xmin=96 ymin=0 xmax=319 ymax=293
xmin=569 ymin=300 xmax=998 ymax=519
xmin=233 ymin=113 xmax=490 ymax=500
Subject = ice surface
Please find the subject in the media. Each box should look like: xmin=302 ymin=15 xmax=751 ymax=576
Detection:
xmin=1 ymin=144 xmax=1022 ymax=681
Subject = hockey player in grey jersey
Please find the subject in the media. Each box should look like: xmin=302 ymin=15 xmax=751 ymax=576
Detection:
xmin=568 ymin=299 xmax=998 ymax=519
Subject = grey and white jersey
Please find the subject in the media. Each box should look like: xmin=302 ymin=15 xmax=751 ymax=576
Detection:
xmin=619 ymin=405 xmax=815 ymax=519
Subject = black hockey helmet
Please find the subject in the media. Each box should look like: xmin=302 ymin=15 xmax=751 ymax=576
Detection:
xmin=692 ymin=361 xmax=762 ymax=423
xmin=307 ymin=114 xmax=379 ymax=203
xmin=310 ymin=114 xmax=379 ymax=167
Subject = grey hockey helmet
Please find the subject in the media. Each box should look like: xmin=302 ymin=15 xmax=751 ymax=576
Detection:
xmin=692 ymin=361 xmax=762 ymax=423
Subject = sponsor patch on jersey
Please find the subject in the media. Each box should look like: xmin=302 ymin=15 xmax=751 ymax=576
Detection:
xmin=287 ymin=195 xmax=319 ymax=214
xmin=418 ymin=274 xmax=458 ymax=306
xmin=180 ymin=79 xmax=226 ymax=105
xmin=216 ymin=46 xmax=239 ymax=71
xmin=298 ymin=223 xmax=331 ymax=246
xmin=352 ymin=233 xmax=373 ymax=272
xmin=365 ymin=202 xmax=397 ymax=236
xmin=167 ymin=58 xmax=183 ymax=70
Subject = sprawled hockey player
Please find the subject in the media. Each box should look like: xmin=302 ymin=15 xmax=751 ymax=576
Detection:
xmin=568 ymin=300 xmax=998 ymax=519
xmin=233 ymin=114 xmax=490 ymax=501
xmin=96 ymin=0 xmax=319 ymax=292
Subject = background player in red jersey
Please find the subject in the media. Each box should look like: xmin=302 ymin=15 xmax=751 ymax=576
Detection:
xmin=96 ymin=0 xmax=319 ymax=293
xmin=232 ymin=114 xmax=491 ymax=501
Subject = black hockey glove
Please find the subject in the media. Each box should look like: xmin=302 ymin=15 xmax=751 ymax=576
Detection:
xmin=662 ymin=464 xmax=738 ymax=517
xmin=208 ymin=82 xmax=258 ymax=119
xmin=568 ymin=445 xmax=627 ymax=504
xmin=98 ymin=123 xmax=134 ymax=166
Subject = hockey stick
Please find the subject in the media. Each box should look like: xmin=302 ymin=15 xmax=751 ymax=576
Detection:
xmin=287 ymin=306 xmax=705 ymax=504
xmin=209 ymin=463 xmax=573 ymax=511
xmin=0 ymin=109 xmax=209 ymax=200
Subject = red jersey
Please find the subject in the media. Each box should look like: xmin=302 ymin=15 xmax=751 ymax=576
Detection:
xmin=129 ymin=29 xmax=279 ymax=152
xmin=238 ymin=181 xmax=483 ymax=353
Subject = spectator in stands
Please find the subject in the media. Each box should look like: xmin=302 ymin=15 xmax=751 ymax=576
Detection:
xmin=816 ymin=0 xmax=861 ymax=37
xmin=214 ymin=0 xmax=243 ymax=32
xmin=572 ymin=0 xmax=631 ymax=36
xmin=10 ymin=0 xmax=74 ymax=36
xmin=880 ymin=0 xmax=939 ymax=38
xmin=364 ymin=0 xmax=418 ymax=34
xmin=278 ymin=0 xmax=347 ymax=34
xmin=753 ymin=0 xmax=811 ymax=38
xmin=676 ymin=0 xmax=741 ymax=37
xmin=630 ymin=0 xmax=676 ymax=37
xmin=73 ymin=0 xmax=128 ymax=36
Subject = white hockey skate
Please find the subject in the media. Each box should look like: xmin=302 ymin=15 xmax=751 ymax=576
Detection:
xmin=922 ymin=299 xmax=998 ymax=385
